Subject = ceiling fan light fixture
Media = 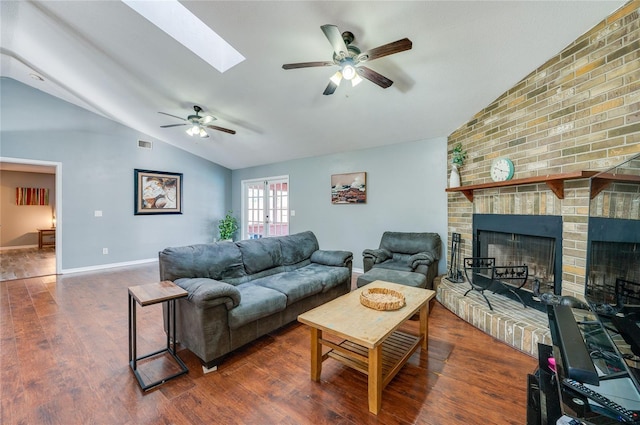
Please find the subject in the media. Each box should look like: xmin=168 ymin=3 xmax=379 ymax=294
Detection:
xmin=198 ymin=127 xmax=208 ymax=138
xmin=329 ymin=71 xmax=343 ymax=86
xmin=351 ymin=73 xmax=363 ymax=87
xmin=341 ymin=64 xmax=356 ymax=80
xmin=186 ymin=124 xmax=200 ymax=136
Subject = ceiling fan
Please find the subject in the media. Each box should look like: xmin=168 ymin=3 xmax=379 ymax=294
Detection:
xmin=282 ymin=24 xmax=412 ymax=95
xmin=159 ymin=105 xmax=236 ymax=137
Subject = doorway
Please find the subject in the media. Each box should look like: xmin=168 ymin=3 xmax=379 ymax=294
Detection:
xmin=0 ymin=157 xmax=62 ymax=279
xmin=241 ymin=176 xmax=289 ymax=240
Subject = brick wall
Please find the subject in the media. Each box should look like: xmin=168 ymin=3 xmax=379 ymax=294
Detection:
xmin=447 ymin=1 xmax=640 ymax=299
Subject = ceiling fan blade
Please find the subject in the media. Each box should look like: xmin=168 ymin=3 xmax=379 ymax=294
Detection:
xmin=323 ymin=80 xmax=339 ymax=96
xmin=357 ymin=66 xmax=393 ymax=89
xmin=206 ymin=125 xmax=236 ymax=135
xmin=160 ymin=123 xmax=188 ymax=128
xmin=283 ymin=61 xmax=334 ymax=70
xmin=158 ymin=112 xmax=187 ymax=121
xmin=356 ymin=38 xmax=413 ymax=62
xmin=321 ymin=24 xmax=348 ymax=59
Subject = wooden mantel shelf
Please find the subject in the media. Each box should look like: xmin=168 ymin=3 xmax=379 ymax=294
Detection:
xmin=590 ymin=173 xmax=640 ymax=198
xmin=445 ymin=171 xmax=598 ymax=202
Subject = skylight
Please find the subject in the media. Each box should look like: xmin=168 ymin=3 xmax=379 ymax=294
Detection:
xmin=122 ymin=0 xmax=245 ymax=73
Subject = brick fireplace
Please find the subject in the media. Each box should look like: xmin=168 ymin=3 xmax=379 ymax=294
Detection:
xmin=439 ymin=1 xmax=640 ymax=357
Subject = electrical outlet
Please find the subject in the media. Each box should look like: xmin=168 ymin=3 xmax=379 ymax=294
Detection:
xmin=95 ymin=210 xmax=103 ymax=217
xmin=102 ymin=248 xmax=109 ymax=255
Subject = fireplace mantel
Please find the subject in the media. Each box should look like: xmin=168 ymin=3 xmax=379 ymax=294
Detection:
xmin=445 ymin=171 xmax=598 ymax=202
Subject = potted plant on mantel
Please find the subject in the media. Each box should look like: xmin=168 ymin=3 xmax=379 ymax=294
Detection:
xmin=218 ymin=211 xmax=238 ymax=242
xmin=450 ymin=143 xmax=467 ymax=188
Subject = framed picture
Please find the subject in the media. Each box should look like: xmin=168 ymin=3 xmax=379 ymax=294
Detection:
xmin=331 ymin=172 xmax=366 ymax=204
xmin=134 ymin=169 xmax=183 ymax=215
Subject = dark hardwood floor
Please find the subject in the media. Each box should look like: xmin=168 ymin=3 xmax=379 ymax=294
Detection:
xmin=1 ymin=263 xmax=537 ymax=424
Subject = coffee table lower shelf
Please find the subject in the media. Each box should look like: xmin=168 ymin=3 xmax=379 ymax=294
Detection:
xmin=324 ymin=331 xmax=421 ymax=388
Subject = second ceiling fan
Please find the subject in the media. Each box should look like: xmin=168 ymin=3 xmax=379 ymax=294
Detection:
xmin=159 ymin=105 xmax=236 ymax=138
xmin=282 ymin=24 xmax=412 ymax=95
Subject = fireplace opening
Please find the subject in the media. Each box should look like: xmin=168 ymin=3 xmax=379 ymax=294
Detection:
xmin=473 ymin=214 xmax=563 ymax=311
xmin=586 ymin=217 xmax=640 ymax=306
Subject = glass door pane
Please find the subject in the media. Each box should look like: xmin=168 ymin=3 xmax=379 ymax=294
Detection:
xmin=245 ymin=181 xmax=265 ymax=239
xmin=268 ymin=180 xmax=288 ymax=237
xmin=242 ymin=177 xmax=289 ymax=239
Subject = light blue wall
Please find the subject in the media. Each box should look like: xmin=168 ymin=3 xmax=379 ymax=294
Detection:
xmin=231 ymin=138 xmax=449 ymax=274
xmin=1 ymin=78 xmax=231 ymax=271
xmin=1 ymin=77 xmax=448 ymax=275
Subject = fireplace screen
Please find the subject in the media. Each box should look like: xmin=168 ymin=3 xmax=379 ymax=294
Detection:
xmin=473 ymin=214 xmax=563 ymax=310
xmin=587 ymin=241 xmax=640 ymax=305
xmin=477 ymin=230 xmax=556 ymax=294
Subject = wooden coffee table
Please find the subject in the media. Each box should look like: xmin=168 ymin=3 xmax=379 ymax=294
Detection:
xmin=298 ymin=280 xmax=436 ymax=414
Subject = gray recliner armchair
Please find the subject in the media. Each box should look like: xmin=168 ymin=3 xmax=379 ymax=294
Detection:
xmin=357 ymin=231 xmax=441 ymax=289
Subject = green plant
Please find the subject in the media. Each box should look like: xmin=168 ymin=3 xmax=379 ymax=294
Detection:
xmin=218 ymin=211 xmax=238 ymax=241
xmin=451 ymin=143 xmax=467 ymax=167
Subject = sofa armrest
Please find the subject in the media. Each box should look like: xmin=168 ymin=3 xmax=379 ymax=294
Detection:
xmin=175 ymin=277 xmax=241 ymax=310
xmin=362 ymin=248 xmax=392 ymax=264
xmin=310 ymin=250 xmax=353 ymax=267
xmin=407 ymin=252 xmax=436 ymax=270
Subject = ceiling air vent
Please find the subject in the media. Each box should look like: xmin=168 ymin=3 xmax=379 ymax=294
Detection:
xmin=137 ymin=140 xmax=152 ymax=149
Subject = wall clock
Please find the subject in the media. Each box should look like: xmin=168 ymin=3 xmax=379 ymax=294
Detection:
xmin=490 ymin=157 xmax=514 ymax=182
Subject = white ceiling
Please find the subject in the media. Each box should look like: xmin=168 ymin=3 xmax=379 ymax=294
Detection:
xmin=0 ymin=1 xmax=626 ymax=170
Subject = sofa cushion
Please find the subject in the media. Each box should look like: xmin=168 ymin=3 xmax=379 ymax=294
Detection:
xmin=251 ymin=269 xmax=324 ymax=305
xmin=278 ymin=231 xmax=319 ymax=265
xmin=228 ymin=283 xmax=287 ymax=329
xmin=374 ymin=258 xmax=413 ymax=273
xmin=356 ymin=268 xmax=427 ymax=288
xmin=159 ymin=243 xmax=246 ymax=282
xmin=236 ymin=237 xmax=283 ymax=275
xmin=302 ymin=263 xmax=351 ymax=292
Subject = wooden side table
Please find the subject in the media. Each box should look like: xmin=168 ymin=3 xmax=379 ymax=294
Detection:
xmin=128 ymin=280 xmax=188 ymax=391
xmin=37 ymin=228 xmax=56 ymax=249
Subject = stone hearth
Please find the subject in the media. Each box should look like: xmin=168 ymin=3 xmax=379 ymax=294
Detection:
xmin=435 ymin=276 xmax=550 ymax=358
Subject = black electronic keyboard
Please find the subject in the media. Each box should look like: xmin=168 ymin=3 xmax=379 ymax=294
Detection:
xmin=547 ymin=304 xmax=640 ymax=424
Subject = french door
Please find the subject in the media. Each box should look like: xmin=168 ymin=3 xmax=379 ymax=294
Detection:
xmin=242 ymin=176 xmax=289 ymax=240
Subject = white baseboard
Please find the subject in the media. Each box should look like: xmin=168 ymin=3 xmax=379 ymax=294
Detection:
xmin=61 ymin=258 xmax=157 ymax=275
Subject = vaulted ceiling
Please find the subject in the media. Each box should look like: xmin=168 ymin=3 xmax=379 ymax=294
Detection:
xmin=0 ymin=1 xmax=625 ymax=170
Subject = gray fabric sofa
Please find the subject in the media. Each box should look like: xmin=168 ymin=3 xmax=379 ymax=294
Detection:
xmin=158 ymin=231 xmax=353 ymax=368
xmin=358 ymin=232 xmax=441 ymax=289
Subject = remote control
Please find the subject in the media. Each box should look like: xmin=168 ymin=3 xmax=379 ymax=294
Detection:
xmin=562 ymin=378 xmax=639 ymax=423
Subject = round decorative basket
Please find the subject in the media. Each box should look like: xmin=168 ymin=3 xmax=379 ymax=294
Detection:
xmin=360 ymin=287 xmax=405 ymax=311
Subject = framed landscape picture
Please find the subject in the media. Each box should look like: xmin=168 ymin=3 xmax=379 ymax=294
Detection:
xmin=331 ymin=172 xmax=366 ymax=204
xmin=134 ymin=169 xmax=182 ymax=215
